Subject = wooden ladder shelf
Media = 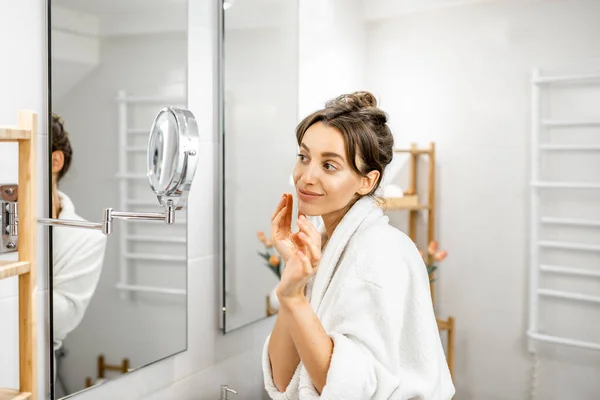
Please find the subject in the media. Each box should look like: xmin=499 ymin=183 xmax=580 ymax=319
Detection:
xmin=0 ymin=111 xmax=38 ymax=400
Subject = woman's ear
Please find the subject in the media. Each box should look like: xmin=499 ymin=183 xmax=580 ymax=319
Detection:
xmin=52 ymin=150 xmax=65 ymax=174
xmin=357 ymin=170 xmax=380 ymax=196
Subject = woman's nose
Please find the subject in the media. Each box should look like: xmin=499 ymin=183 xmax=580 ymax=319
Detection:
xmin=301 ymin=163 xmax=318 ymax=184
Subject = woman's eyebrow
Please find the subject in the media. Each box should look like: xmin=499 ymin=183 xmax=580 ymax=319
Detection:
xmin=301 ymin=143 xmax=344 ymax=160
xmin=321 ymin=152 xmax=343 ymax=160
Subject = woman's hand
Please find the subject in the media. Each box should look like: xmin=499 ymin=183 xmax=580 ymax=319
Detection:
xmin=296 ymin=214 xmax=322 ymax=268
xmin=276 ymin=214 xmax=322 ymax=302
xmin=271 ymin=193 xmax=323 ymax=263
xmin=271 ymin=193 xmax=300 ymax=263
xmin=276 ymin=249 xmax=316 ymax=301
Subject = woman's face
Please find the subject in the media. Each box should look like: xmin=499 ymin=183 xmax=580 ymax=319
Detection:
xmin=293 ymin=122 xmax=376 ymax=216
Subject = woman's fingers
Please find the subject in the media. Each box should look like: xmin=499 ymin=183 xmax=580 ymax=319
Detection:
xmin=296 ymin=250 xmax=314 ymax=275
xmin=290 ymin=232 xmax=306 ymax=252
xmin=298 ymin=231 xmax=321 ymax=267
xmin=297 ymin=216 xmax=321 ymax=246
xmin=284 ymin=194 xmax=293 ymax=231
xmin=296 ymin=216 xmax=322 ymax=267
xmin=271 ymin=206 xmax=288 ymax=236
xmin=271 ymin=194 xmax=286 ymax=221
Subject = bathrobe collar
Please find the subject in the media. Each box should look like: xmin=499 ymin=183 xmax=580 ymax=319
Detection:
xmin=309 ymin=195 xmax=383 ymax=312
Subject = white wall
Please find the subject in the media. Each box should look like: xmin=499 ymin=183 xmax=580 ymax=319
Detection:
xmin=52 ymin=32 xmax=188 ymax=395
xmin=366 ymin=1 xmax=600 ymax=399
xmin=298 ymin=0 xmax=366 ymax=117
xmin=0 ymin=0 xmax=50 ymax=397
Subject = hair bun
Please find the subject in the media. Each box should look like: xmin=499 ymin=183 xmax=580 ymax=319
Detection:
xmin=326 ymin=91 xmax=378 ymax=110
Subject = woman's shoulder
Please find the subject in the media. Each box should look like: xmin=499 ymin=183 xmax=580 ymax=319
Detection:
xmin=352 ymin=217 xmax=417 ymax=255
xmin=347 ymin=217 xmax=423 ymax=287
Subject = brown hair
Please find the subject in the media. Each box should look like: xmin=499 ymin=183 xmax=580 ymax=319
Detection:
xmin=51 ymin=113 xmax=73 ymax=182
xmin=295 ymin=91 xmax=394 ymax=196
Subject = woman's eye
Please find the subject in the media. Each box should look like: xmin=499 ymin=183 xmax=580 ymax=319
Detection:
xmin=297 ymin=153 xmax=308 ymax=162
xmin=324 ymin=162 xmax=337 ymax=171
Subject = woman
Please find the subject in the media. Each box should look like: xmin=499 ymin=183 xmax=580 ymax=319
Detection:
xmin=263 ymin=92 xmax=455 ymax=399
xmin=51 ymin=114 xmax=107 ymax=352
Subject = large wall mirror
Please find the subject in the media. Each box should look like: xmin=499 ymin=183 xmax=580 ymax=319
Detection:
xmin=48 ymin=1 xmax=189 ymax=397
xmin=221 ymin=0 xmax=299 ymax=332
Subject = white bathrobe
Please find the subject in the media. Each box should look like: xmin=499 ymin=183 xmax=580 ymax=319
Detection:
xmin=262 ymin=196 xmax=455 ymax=399
xmin=53 ymin=191 xmax=107 ymax=351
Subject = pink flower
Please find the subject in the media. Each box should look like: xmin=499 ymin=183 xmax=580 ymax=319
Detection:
xmin=257 ymin=231 xmax=267 ymax=243
xmin=434 ymin=250 xmax=448 ymax=262
xmin=269 ymin=254 xmax=280 ymax=267
xmin=427 ymin=240 xmax=439 ymax=255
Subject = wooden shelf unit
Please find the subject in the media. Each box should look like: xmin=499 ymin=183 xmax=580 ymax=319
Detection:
xmin=0 ymin=389 xmax=31 ymax=400
xmin=381 ymin=142 xmax=437 ymax=287
xmin=0 ymin=261 xmax=31 ymax=280
xmin=0 ymin=111 xmax=38 ymax=400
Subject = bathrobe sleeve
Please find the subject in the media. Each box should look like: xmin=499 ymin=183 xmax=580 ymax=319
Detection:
xmin=53 ymin=226 xmax=107 ymax=346
xmin=299 ymin=244 xmax=454 ymax=399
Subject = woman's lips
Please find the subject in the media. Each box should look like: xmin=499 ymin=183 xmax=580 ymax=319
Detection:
xmin=297 ymin=188 xmax=322 ymax=202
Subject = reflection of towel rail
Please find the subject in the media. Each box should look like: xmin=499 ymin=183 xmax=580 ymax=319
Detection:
xmin=126 ymin=235 xmax=186 ymax=244
xmin=125 ymin=253 xmax=186 ymax=262
xmin=126 ymin=199 xmax=160 ymax=207
xmin=115 ymin=94 xmax=186 ymax=104
xmin=116 ymin=90 xmax=187 ymax=298
xmin=116 ymin=283 xmax=185 ymax=296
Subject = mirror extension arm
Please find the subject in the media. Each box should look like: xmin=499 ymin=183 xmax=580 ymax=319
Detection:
xmin=38 ymin=203 xmax=176 ymax=235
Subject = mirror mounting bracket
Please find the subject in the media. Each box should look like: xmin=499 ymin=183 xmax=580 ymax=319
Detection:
xmin=0 ymin=183 xmax=19 ymax=254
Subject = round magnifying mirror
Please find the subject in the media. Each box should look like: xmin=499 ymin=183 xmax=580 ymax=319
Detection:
xmin=147 ymin=107 xmax=200 ymax=210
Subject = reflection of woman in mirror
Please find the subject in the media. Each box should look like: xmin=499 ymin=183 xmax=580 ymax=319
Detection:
xmin=51 ymin=114 xmax=107 ymax=353
xmin=264 ymin=92 xmax=454 ymax=399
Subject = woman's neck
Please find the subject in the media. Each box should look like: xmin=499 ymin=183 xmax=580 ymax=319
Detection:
xmin=52 ymin=180 xmax=61 ymax=218
xmin=321 ymin=198 xmax=358 ymax=240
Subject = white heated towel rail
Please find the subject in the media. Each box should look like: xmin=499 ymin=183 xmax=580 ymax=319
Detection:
xmin=527 ymin=69 xmax=600 ymax=352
